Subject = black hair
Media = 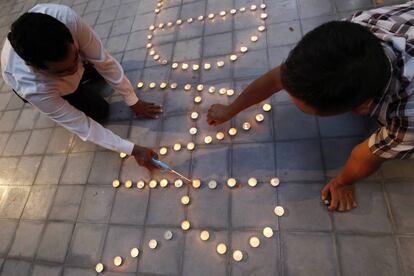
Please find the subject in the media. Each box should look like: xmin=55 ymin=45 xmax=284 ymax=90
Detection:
xmin=281 ymin=21 xmax=391 ymax=113
xmin=7 ymin=12 xmax=74 ymax=69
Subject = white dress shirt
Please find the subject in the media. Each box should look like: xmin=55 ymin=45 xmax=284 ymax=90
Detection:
xmin=1 ymin=4 xmax=139 ymax=155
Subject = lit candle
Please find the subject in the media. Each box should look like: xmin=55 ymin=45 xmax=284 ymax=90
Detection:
xmin=170 ymin=82 xmax=178 ymax=89
xmin=239 ymin=7 xmax=246 ymax=12
xmin=189 ymin=127 xmax=198 ymax=135
xmin=258 ymin=25 xmax=266 ymax=32
xmin=208 ymin=13 xmax=215 ymax=19
xmin=261 ymin=3 xmax=266 ymax=9
xmin=187 ymin=142 xmax=195 ymax=151
xmin=176 ymin=19 xmax=183 ymax=25
xmin=233 ymin=250 xmax=243 ymax=262
xmin=181 ymin=220 xmax=191 ymax=230
xmin=204 ymin=136 xmax=213 ymax=144
xmin=159 ymin=147 xmax=168 ymax=155
xmin=192 ymin=179 xmax=201 ymax=188
xmin=198 ymin=15 xmax=204 ymax=21
xmin=208 ymin=86 xmax=216 ymax=93
xmin=174 ymin=179 xmax=183 ymax=188
xmin=230 ymin=54 xmax=238 ymax=61
xmin=137 ymin=81 xmax=144 ymax=88
xmin=250 ymin=4 xmax=257 ymax=11
xmin=251 ymin=35 xmax=258 ymax=42
xmin=200 ymin=230 xmax=210 ymax=241
xmin=149 ymin=50 xmax=155 ymax=56
xmin=228 ymin=128 xmax=238 ymax=136
xmin=260 ymin=13 xmax=268 ymax=20
xmin=161 ymin=59 xmax=168 ymax=65
xmin=120 ymin=152 xmax=127 ymax=158
xmin=196 ymin=84 xmax=204 ymax=91
xmin=242 ymin=122 xmax=251 ymax=130
xmin=95 ymin=263 xmax=104 ymax=273
xmin=182 ymin=63 xmax=189 ymax=70
xmin=114 ymin=256 xmax=123 ymax=266
xmin=160 ymin=82 xmax=167 ymax=89
xmin=194 ymin=96 xmax=202 ymax=103
xmin=181 ymin=195 xmax=190 ymax=205
xmin=149 ymin=25 xmax=155 ymax=31
xmin=192 ymin=64 xmax=200 ymax=71
xmin=219 ymin=88 xmax=227 ymax=95
xmin=230 ymin=8 xmax=237 ymax=15
xmin=216 ymin=60 xmax=225 ymax=67
xmin=164 ymin=230 xmax=173 ymax=240
xmin=149 ymin=239 xmax=158 ymax=249
xmin=216 ymin=131 xmax=225 ymax=140
xmin=190 ymin=112 xmax=199 ymax=120
xmin=184 ymin=84 xmax=192 ymax=91
xmin=262 ymin=103 xmax=272 ymax=112
xmin=153 ymin=54 xmax=160 ymax=60
xmin=149 ymin=82 xmax=156 ymax=89
xmin=255 ymin=114 xmax=264 ymax=122
xmin=130 ymin=247 xmax=139 ymax=258
xmin=204 ymin=63 xmax=211 ymax=70
xmin=156 ymin=2 xmax=162 ymax=7
xmin=226 ymin=89 xmax=235 ymax=96
xmin=160 ymin=179 xmax=168 ymax=188
xmin=147 ymin=34 xmax=153 ymax=39
xmin=172 ymin=62 xmax=179 ymax=69
xmin=146 ymin=43 xmax=152 ymax=48
xmin=158 ymin=23 xmax=164 ymax=29
xmin=240 ymin=46 xmax=248 ymax=53
xmin=227 ymin=178 xmax=237 ymax=188
xmin=154 ymin=8 xmax=160 ymax=14
xmin=187 ymin=17 xmax=193 ymax=23
xmin=248 ymin=177 xmax=257 ymax=187
xmin=173 ymin=143 xmax=182 ymax=151
xmin=149 ymin=180 xmax=158 ymax=189
xmin=263 ymin=227 xmax=273 ymax=238
xmin=167 ymin=22 xmax=173 ymax=27
xmin=137 ymin=180 xmax=145 ymax=189
xmin=125 ymin=180 xmax=133 ymax=188
xmin=112 ymin=180 xmax=120 ymax=188
xmin=249 ymin=236 xmax=260 ymax=248
xmin=274 ymin=206 xmax=285 ymax=217
xmin=270 ymin=177 xmax=280 ymax=187
xmin=216 ymin=243 xmax=227 ymax=255
xmin=219 ymin=10 xmax=227 ymax=16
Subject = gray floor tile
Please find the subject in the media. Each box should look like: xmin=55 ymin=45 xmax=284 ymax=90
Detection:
xmin=35 ymin=154 xmax=67 ymax=185
xmin=32 ymin=264 xmax=63 ymax=276
xmin=160 ymin=114 xmax=193 ymax=146
xmin=0 ymin=259 xmax=31 ymax=276
xmin=298 ymin=0 xmax=334 ymax=19
xmin=11 ymin=156 xmax=42 ymax=186
xmin=120 ymin=156 xmax=152 ymax=183
xmin=385 ymin=181 xmax=414 ymax=233
xmin=131 ymin=12 xmax=155 ymax=32
xmin=22 ymin=185 xmax=57 ymax=220
xmin=106 ymin=34 xmax=129 ymax=54
xmin=174 ymin=38 xmax=202 ymax=61
xmin=234 ymin=48 xmax=269 ymax=79
xmin=0 ymin=220 xmax=18 ymax=256
xmin=61 ymin=153 xmax=94 ymax=185
xmin=63 ymin=267 xmax=96 ymax=276
xmin=0 ymin=157 xmax=19 ymax=185
xmin=399 ymin=236 xmax=414 ymax=276
xmin=301 ymin=14 xmax=337 ymax=34
xmin=110 ymin=16 xmax=134 ymax=37
xmin=24 ymin=128 xmax=53 ymax=155
xmin=14 ymin=108 xmax=39 ymax=131
xmin=4 ymin=95 xmax=24 ymax=111
xmin=318 ymin=112 xmax=368 ymax=137
xmin=203 ymin=32 xmax=233 ymax=58
xmin=0 ymin=93 xmax=12 ymax=112
xmin=116 ymin=2 xmax=139 ymax=19
xmin=267 ymin=20 xmax=302 ymax=47
xmin=2 ymin=131 xmax=30 ymax=156
xmin=122 ymin=48 xmax=147 ymax=72
xmin=88 ymin=151 xmax=121 ymax=185
xmin=49 ymin=185 xmax=84 ymax=221
xmin=0 ymin=133 xmax=9 ymax=154
xmin=8 ymin=220 xmax=44 ymax=258
xmin=0 ymin=186 xmax=30 ymax=219
xmin=96 ymin=5 xmax=118 ymax=24
xmin=36 ymin=222 xmax=74 ymax=263
xmin=192 ymin=145 xmax=230 ymax=182
xmin=268 ymin=45 xmax=292 ymax=68
xmin=78 ymin=186 xmax=115 ymax=223
xmin=46 ymin=128 xmax=74 ymax=154
xmin=164 ymin=89 xmax=195 ymax=114
xmin=266 ymin=0 xmax=299 ymax=25
xmin=110 ymin=187 xmax=149 ymax=225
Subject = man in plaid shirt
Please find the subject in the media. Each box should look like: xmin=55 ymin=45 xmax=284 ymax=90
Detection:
xmin=207 ymin=2 xmax=414 ymax=212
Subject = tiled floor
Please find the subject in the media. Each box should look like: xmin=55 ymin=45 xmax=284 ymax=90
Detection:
xmin=0 ymin=0 xmax=413 ymax=275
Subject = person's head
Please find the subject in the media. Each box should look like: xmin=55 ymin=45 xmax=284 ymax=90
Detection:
xmin=7 ymin=12 xmax=79 ymax=77
xmin=281 ymin=21 xmax=391 ymax=116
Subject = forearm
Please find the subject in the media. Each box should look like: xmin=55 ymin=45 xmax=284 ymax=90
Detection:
xmin=227 ymin=65 xmax=283 ymax=117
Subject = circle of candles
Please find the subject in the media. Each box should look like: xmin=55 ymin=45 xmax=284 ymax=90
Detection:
xmin=227 ymin=178 xmax=237 ymax=187
xmin=256 ymin=114 xmax=265 ymax=122
xmin=184 ymin=84 xmax=192 ymax=91
xmin=208 ymin=180 xmax=218 ymax=189
xmin=196 ymin=84 xmax=204 ymax=91
xmin=95 ymin=263 xmax=104 ymax=273
xmin=190 ymin=112 xmax=199 ymax=120
xmin=192 ymin=64 xmax=200 ymax=71
xmin=181 ymin=220 xmax=191 ymax=230
xmin=204 ymin=63 xmax=212 ymax=70
xmin=192 ymin=179 xmax=201 ymax=188
xmin=181 ymin=195 xmax=190 ymax=205
xmin=263 ymin=103 xmax=272 ymax=112
xmin=187 ymin=17 xmax=193 ymax=23
xmin=158 ymin=23 xmax=164 ymax=29
xmin=242 ymin=122 xmax=251 ymax=131
xmin=240 ymin=46 xmax=248 ymax=53
xmin=204 ymin=136 xmax=213 ymax=144
xmin=226 ymin=89 xmax=235 ymax=96
xmin=160 ymin=179 xmax=168 ymax=188
xmin=174 ymin=179 xmax=183 ymax=188
xmin=182 ymin=63 xmax=189 ymax=70
xmin=270 ymin=177 xmax=280 ymax=187
xmin=208 ymin=86 xmax=216 ymax=93
xmin=160 ymin=82 xmax=167 ymax=89
xmin=153 ymin=54 xmax=160 ymax=60
xmin=170 ymin=83 xmax=178 ymax=89
xmin=149 ymin=180 xmax=158 ymax=189
xmin=173 ymin=143 xmax=182 ymax=151
xmin=187 ymin=142 xmax=195 ymax=151
xmin=164 ymin=230 xmax=173 ymax=240
xmin=198 ymin=15 xmax=204 ymax=21
xmin=149 ymin=82 xmax=156 ymax=88
xmin=208 ymin=13 xmax=215 ymax=19
xmin=230 ymin=54 xmax=238 ymax=61
xmin=274 ymin=206 xmax=285 ymax=216
xmin=233 ymin=250 xmax=243 ymax=262
xmin=114 ymin=256 xmax=123 ymax=266
xmin=216 ymin=243 xmax=227 ymax=255
xmin=125 ymin=180 xmax=133 ymax=188
xmin=137 ymin=180 xmax=145 ymax=189
xmin=120 ymin=152 xmax=127 ymax=158
xmin=248 ymin=177 xmax=257 ymax=187
xmin=228 ymin=128 xmax=238 ymax=136
xmin=219 ymin=88 xmax=227 ymax=95
xmin=149 ymin=239 xmax=158 ymax=249
xmin=159 ymin=147 xmax=168 ymax=155
xmin=137 ymin=81 xmax=144 ymax=88
xmin=250 ymin=4 xmax=257 ymax=11
xmin=149 ymin=25 xmax=155 ymax=31
xmin=260 ymin=3 xmax=266 ymax=9
xmin=263 ymin=227 xmax=274 ymax=238
xmin=239 ymin=7 xmax=246 ymax=12
xmin=176 ymin=19 xmax=183 ymax=25
xmin=172 ymin=62 xmax=179 ymax=69
xmin=258 ymin=25 xmax=266 ymax=32
xmin=216 ymin=60 xmax=225 ymax=67
xmin=249 ymin=236 xmax=261 ymax=248
xmin=200 ymin=230 xmax=210 ymax=241
xmin=194 ymin=96 xmax=202 ymax=103
xmin=230 ymin=8 xmax=237 ymax=14
xmin=112 ymin=180 xmax=120 ymax=188
xmin=189 ymin=127 xmax=198 ymax=135
xmin=251 ymin=35 xmax=258 ymax=42
xmin=216 ymin=132 xmax=225 ymax=140
xmin=219 ymin=10 xmax=227 ymax=16
xmin=260 ymin=13 xmax=268 ymax=20
xmin=130 ymin=247 xmax=139 ymax=258
xmin=167 ymin=22 xmax=173 ymax=27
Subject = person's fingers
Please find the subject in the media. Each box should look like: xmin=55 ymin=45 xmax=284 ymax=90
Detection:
xmin=345 ymin=195 xmax=352 ymax=211
xmin=321 ymin=184 xmax=330 ymax=200
xmin=328 ymin=190 xmax=339 ymax=211
xmin=207 ymin=118 xmax=216 ymax=125
xmin=348 ymin=193 xmax=358 ymax=208
xmin=142 ymin=111 xmax=158 ymax=119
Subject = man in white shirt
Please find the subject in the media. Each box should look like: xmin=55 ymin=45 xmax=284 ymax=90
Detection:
xmin=1 ymin=4 xmax=161 ymax=170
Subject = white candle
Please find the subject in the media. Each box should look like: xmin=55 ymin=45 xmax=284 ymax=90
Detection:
xmin=158 ymin=23 xmax=164 ymax=29
xmin=248 ymin=177 xmax=257 ymax=187
xmin=216 ymin=60 xmax=225 ymax=67
xmin=228 ymin=128 xmax=238 ymax=136
xmin=194 ymin=96 xmax=202 ymax=103
xmin=159 ymin=147 xmax=168 ymax=155
xmin=227 ymin=178 xmax=237 ymax=187
xmin=181 ymin=195 xmax=190 ymax=205
xmin=182 ymin=63 xmax=189 ymax=70
xmin=233 ymin=250 xmax=243 ymax=262
xmin=208 ymin=13 xmax=215 ymax=19
xmin=208 ymin=180 xmax=217 ymax=189
xmin=187 ymin=142 xmax=195 ymax=151
xmin=130 ymin=247 xmax=139 ymax=258
xmin=120 ymin=152 xmax=127 ymax=158
xmin=262 ymin=103 xmax=272 ymax=112
xmin=226 ymin=89 xmax=235 ymax=96
xmin=149 ymin=25 xmax=155 ymax=31
xmin=181 ymin=220 xmax=191 ymax=230
xmin=154 ymin=8 xmax=160 ymax=14
xmin=161 ymin=59 xmax=168 ymax=65
xmin=192 ymin=64 xmax=200 ymax=71
xmin=174 ymin=179 xmax=183 ymax=188
xmin=149 ymin=239 xmax=158 ymax=249
xmin=230 ymin=9 xmax=237 ymax=14
xmin=263 ymin=227 xmax=273 ymax=238
xmin=196 ymin=84 xmax=204 ymax=91
xmin=147 ymin=34 xmax=153 ymax=40
xmin=184 ymin=84 xmax=192 ymax=91
xmin=114 ymin=256 xmax=123 ymax=266
xmin=208 ymin=86 xmax=216 ymax=93
xmin=260 ymin=3 xmax=267 ymax=9
xmin=136 ymin=180 xmax=145 ymax=189
xmin=219 ymin=88 xmax=227 ymax=95
xmin=216 ymin=132 xmax=225 ymax=140
xmin=172 ymin=62 xmax=179 ymax=69
xmin=149 ymin=50 xmax=155 ymax=56
xmin=249 ymin=236 xmax=260 ymax=248
xmin=173 ymin=143 xmax=182 ymax=151
xmin=258 ymin=25 xmax=266 ymax=32
xmin=216 ymin=243 xmax=227 ymax=254
xmin=189 ymin=127 xmax=198 ymax=135
xmin=153 ymin=54 xmax=160 ymax=60
xmin=149 ymin=82 xmax=156 ymax=88
xmin=187 ymin=17 xmax=193 ymax=23
xmin=112 ymin=180 xmax=120 ymax=188
xmin=167 ymin=22 xmax=173 ymax=27
xmin=230 ymin=54 xmax=238 ymax=61
xmin=239 ymin=7 xmax=246 ymax=12
xmin=170 ymin=83 xmax=178 ymax=89
xmin=274 ymin=206 xmax=285 ymax=217
xmin=240 ymin=46 xmax=248 ymax=53
xmin=149 ymin=180 xmax=158 ymax=189
xmin=95 ymin=263 xmax=104 ymax=273
xmin=198 ymin=15 xmax=204 ymax=21
xmin=164 ymin=230 xmax=173 ymax=240
xmin=251 ymin=35 xmax=258 ymax=42
xmin=260 ymin=13 xmax=268 ymax=20
xmin=200 ymin=230 xmax=210 ymax=241
xmin=204 ymin=136 xmax=213 ymax=144
xmin=192 ymin=179 xmax=201 ymax=188
xmin=137 ymin=81 xmax=144 ymax=88
xmin=190 ymin=112 xmax=199 ymax=120
xmin=125 ymin=180 xmax=133 ymax=188
xmin=255 ymin=113 xmax=264 ymax=122
xmin=242 ymin=122 xmax=251 ymax=131
xmin=160 ymin=82 xmax=167 ymax=89
xmin=204 ymin=63 xmax=212 ymax=70
xmin=176 ymin=19 xmax=183 ymax=25
xmin=250 ymin=4 xmax=257 ymax=11
xmin=160 ymin=179 xmax=168 ymax=188
xmin=270 ymin=177 xmax=280 ymax=187
xmin=219 ymin=10 xmax=227 ymax=16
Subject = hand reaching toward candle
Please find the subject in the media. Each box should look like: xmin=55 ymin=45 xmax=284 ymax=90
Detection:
xmin=207 ymin=104 xmax=234 ymax=126
xmin=130 ymin=100 xmax=163 ymax=119
xmin=132 ymin=145 xmax=159 ymax=171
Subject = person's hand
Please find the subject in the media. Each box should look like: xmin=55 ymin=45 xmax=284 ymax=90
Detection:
xmin=132 ymin=145 xmax=159 ymax=171
xmin=130 ymin=100 xmax=162 ymax=119
xmin=321 ymin=178 xmax=357 ymax=212
xmin=207 ymin=104 xmax=233 ymax=125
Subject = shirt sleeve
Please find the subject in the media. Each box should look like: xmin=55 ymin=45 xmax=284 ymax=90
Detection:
xmin=70 ymin=8 xmax=139 ymax=106
xmin=25 ymin=89 xmax=135 ymax=155
xmin=369 ymin=125 xmax=414 ymax=159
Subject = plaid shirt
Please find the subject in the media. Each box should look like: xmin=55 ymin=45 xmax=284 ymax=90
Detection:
xmin=348 ymin=1 xmax=414 ymax=159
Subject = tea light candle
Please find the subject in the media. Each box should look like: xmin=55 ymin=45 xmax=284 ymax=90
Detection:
xmin=228 ymin=128 xmax=238 ymax=136
xmin=204 ymin=136 xmax=213 ymax=144
xmin=190 ymin=112 xmax=199 ymax=120
xmin=226 ymin=89 xmax=234 ymax=96
xmin=149 ymin=50 xmax=155 ymax=56
xmin=181 ymin=195 xmax=190 ymax=205
xmin=192 ymin=179 xmax=201 ymax=188
xmin=251 ymin=35 xmax=258 ymax=42
xmin=153 ymin=54 xmax=160 ymax=60
xmin=216 ymin=132 xmax=225 ymax=140
xmin=112 ymin=180 xmax=120 ymax=188
xmin=263 ymin=227 xmax=273 ymax=238
xmin=130 ymin=247 xmax=139 ymax=258
xmin=114 ymin=256 xmax=123 ymax=266
xmin=154 ymin=8 xmax=160 ymax=13
xmin=174 ymin=179 xmax=183 ymax=188
xmin=260 ymin=13 xmax=268 ymax=20
xmin=158 ymin=23 xmax=164 ymax=29
xmin=249 ymin=236 xmax=260 ymax=248
xmin=167 ymin=22 xmax=173 ymax=27
xmin=219 ymin=88 xmax=227 ymax=95
xmin=173 ymin=143 xmax=182 ymax=151
xmin=255 ymin=114 xmax=265 ymax=122
xmin=250 ymin=4 xmax=257 ymax=11
xmin=125 ymin=180 xmax=133 ymax=188
xmin=181 ymin=220 xmax=191 ymax=230
xmin=149 ymin=82 xmax=156 ymax=88
xmin=182 ymin=63 xmax=189 ymax=70
xmin=233 ymin=250 xmax=243 ymax=262
xmin=95 ymin=263 xmax=104 ymax=273
xmin=159 ymin=147 xmax=168 ymax=155
xmin=137 ymin=81 xmax=144 ymax=88
xmin=242 ymin=122 xmax=251 ymax=130
xmin=274 ymin=206 xmax=285 ymax=216
xmin=258 ymin=25 xmax=266 ymax=32
xmin=160 ymin=179 xmax=168 ymax=188
xmin=149 ymin=25 xmax=155 ymax=31
xmin=230 ymin=54 xmax=238 ymax=61
xmin=248 ymin=177 xmax=257 ymax=187
xmin=230 ymin=8 xmax=237 ymax=14
xmin=196 ymin=84 xmax=204 ymax=91
xmin=170 ymin=83 xmax=178 ymax=89
xmin=160 ymin=82 xmax=167 ymax=89
xmin=239 ymin=7 xmax=246 ymax=12
xmin=204 ymin=63 xmax=211 ymax=70
xmin=194 ymin=96 xmax=202 ymax=103
xmin=172 ymin=62 xmax=179 ymax=69
xmin=187 ymin=142 xmax=195 ymax=151
xmin=240 ymin=46 xmax=248 ymax=53
xmin=120 ymin=152 xmax=127 ymax=158
xmin=176 ymin=19 xmax=183 ymax=25
xmin=187 ymin=17 xmax=193 ymax=23
xmin=192 ymin=64 xmax=200 ymax=71
xmin=184 ymin=84 xmax=192 ymax=91
xmin=216 ymin=243 xmax=227 ymax=255
xmin=227 ymin=178 xmax=237 ymax=188
xmin=260 ymin=3 xmax=266 ymax=9
xmin=270 ymin=177 xmax=280 ymax=187
xmin=198 ymin=15 xmax=204 ymax=21
xmin=208 ymin=180 xmax=218 ymax=189
xmin=161 ymin=59 xmax=168 ymax=64
xmin=219 ymin=10 xmax=227 ymax=16
xmin=137 ymin=180 xmax=145 ymax=189
xmin=262 ymin=103 xmax=272 ymax=112
xmin=149 ymin=180 xmax=158 ymax=189
xmin=200 ymin=230 xmax=210 ymax=241
xmin=216 ymin=60 xmax=225 ymax=67
xmin=149 ymin=239 xmax=158 ymax=249
xmin=189 ymin=127 xmax=198 ymax=135
xmin=164 ymin=230 xmax=173 ymax=240
xmin=147 ymin=34 xmax=153 ymax=40
xmin=208 ymin=13 xmax=215 ymax=19
xmin=208 ymin=86 xmax=216 ymax=93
